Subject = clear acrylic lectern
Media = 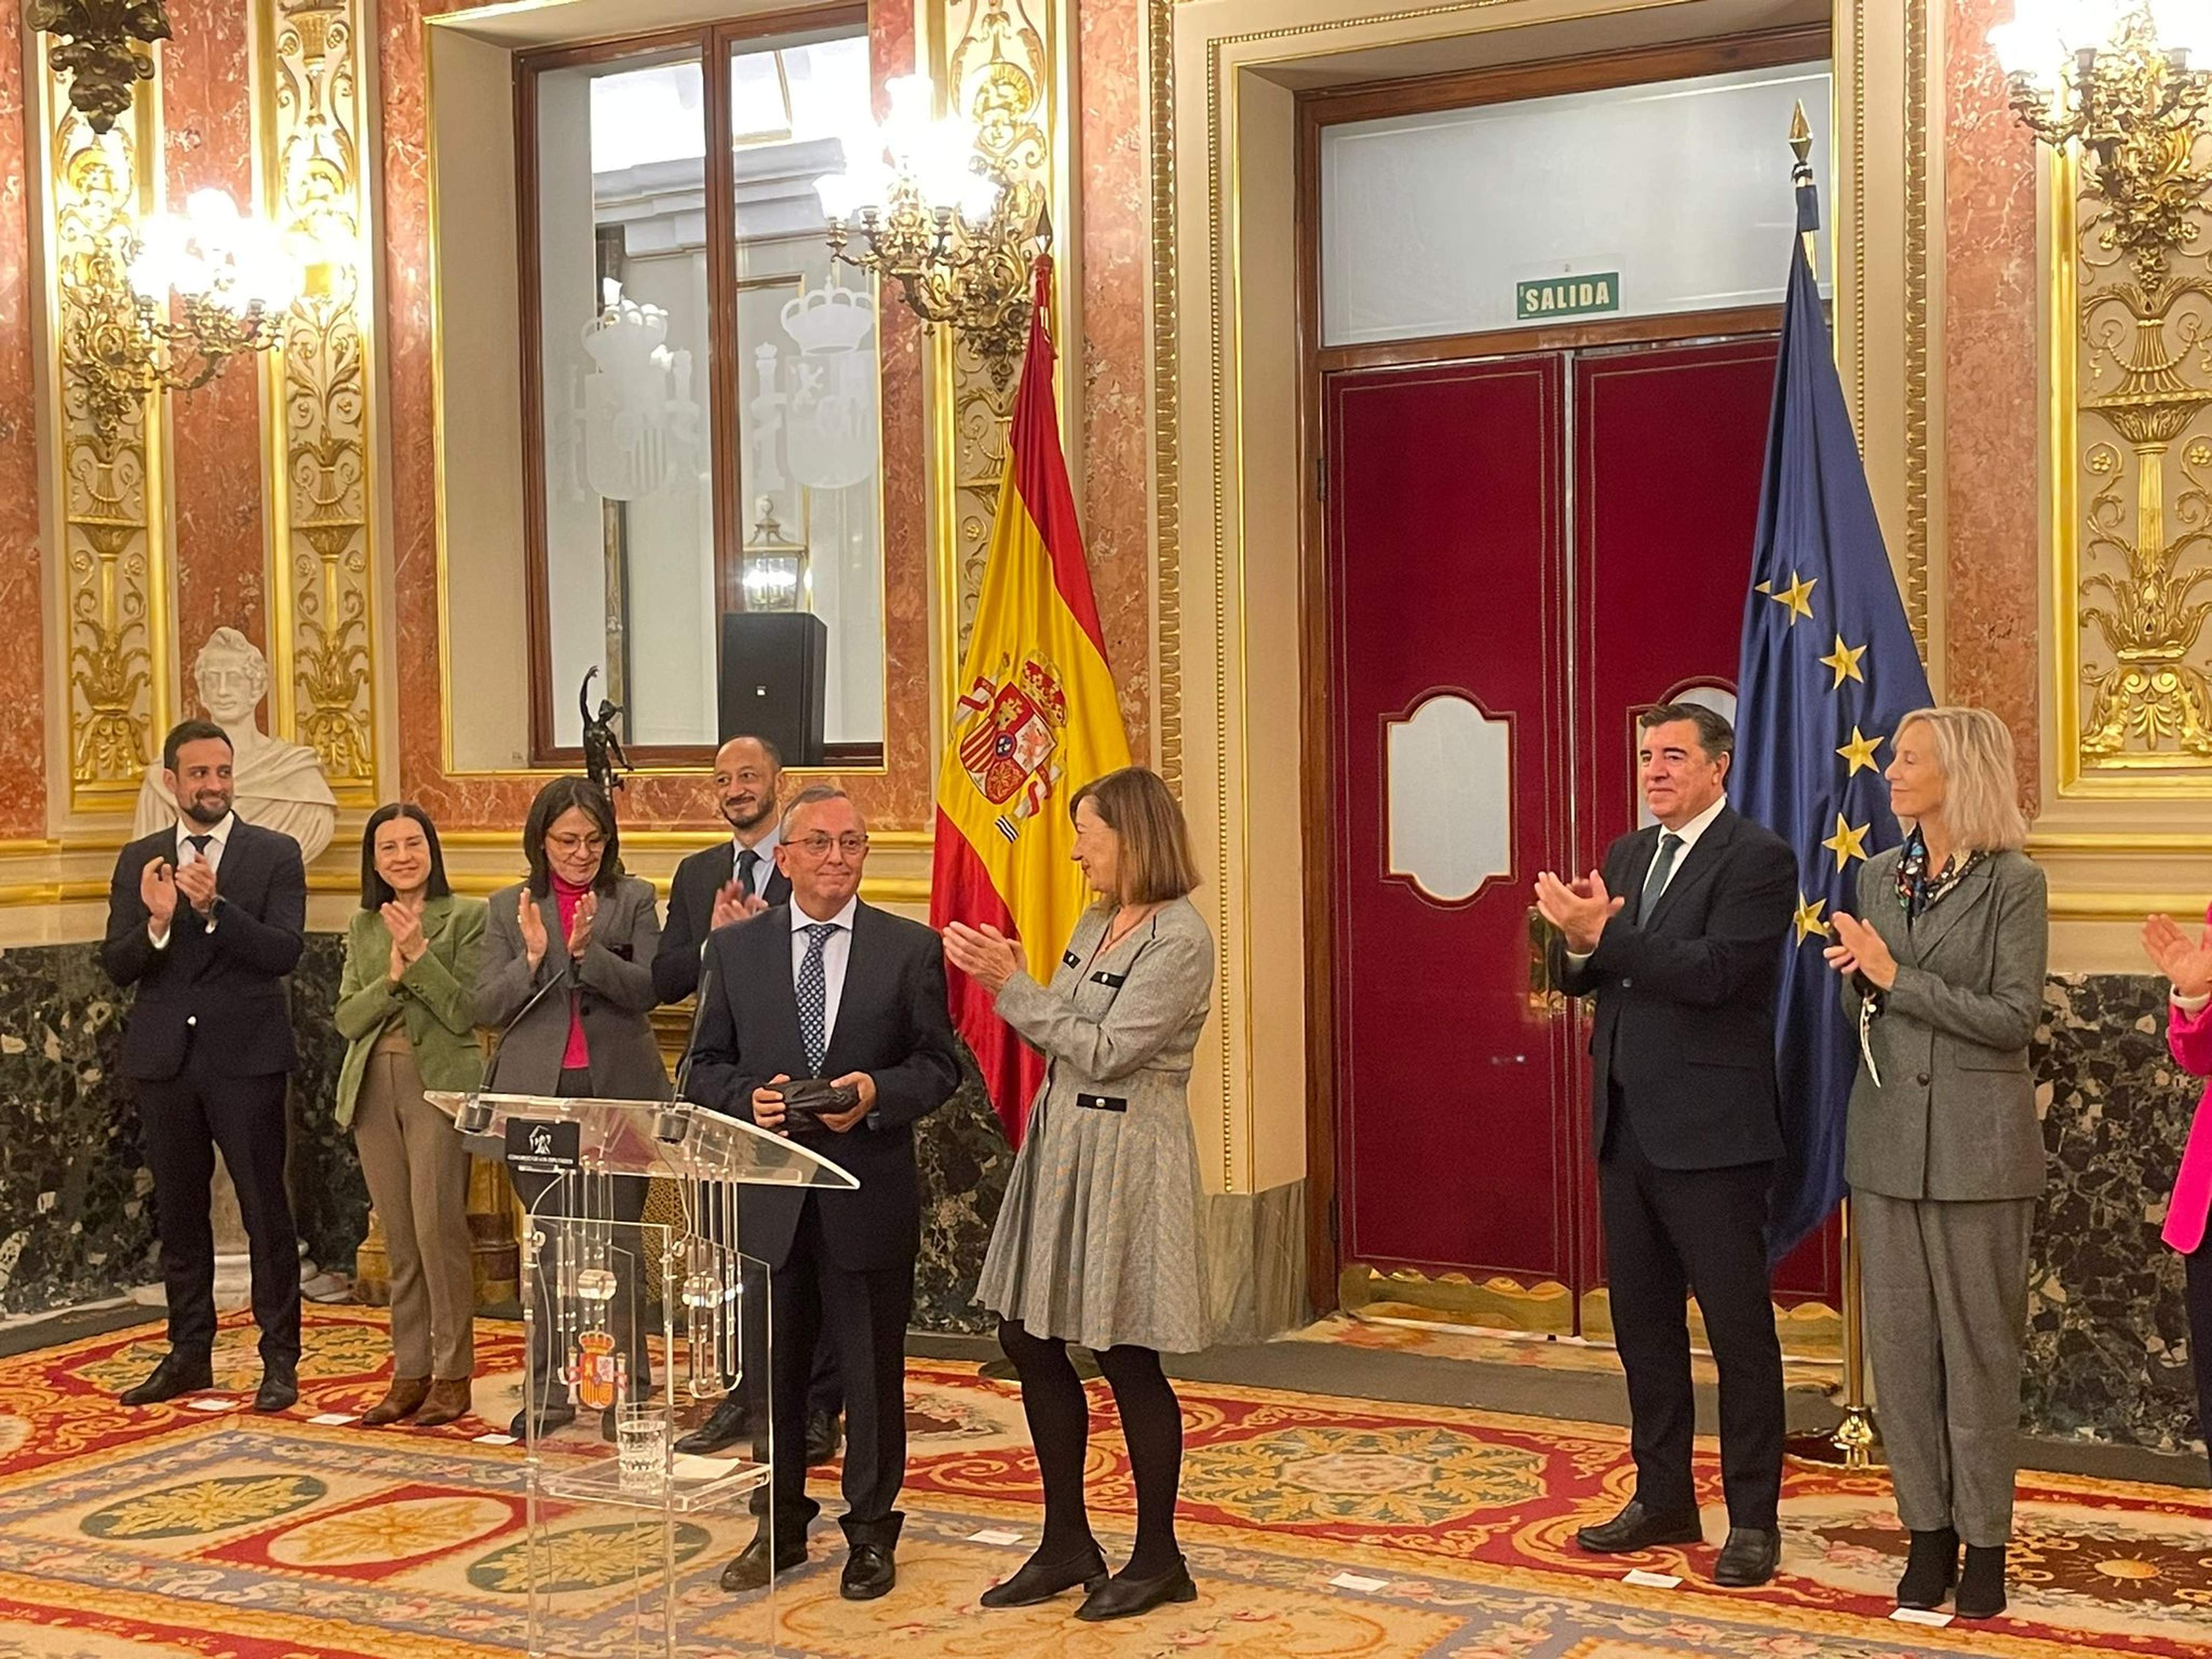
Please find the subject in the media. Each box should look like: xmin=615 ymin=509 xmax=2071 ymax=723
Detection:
xmin=429 ymin=1089 xmax=857 ymax=1659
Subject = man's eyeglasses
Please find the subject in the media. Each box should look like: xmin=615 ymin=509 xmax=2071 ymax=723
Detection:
xmin=791 ymin=833 xmax=868 ymax=858
xmin=547 ymin=832 xmax=608 ymax=855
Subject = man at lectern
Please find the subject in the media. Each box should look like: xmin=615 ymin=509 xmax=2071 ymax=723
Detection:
xmin=656 ymin=734 xmax=846 ymax=1468
xmin=1535 ymin=703 xmax=1796 ymax=1590
xmin=688 ymin=785 xmax=962 ymax=1602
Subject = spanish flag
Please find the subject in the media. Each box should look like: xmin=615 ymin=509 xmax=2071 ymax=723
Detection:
xmin=931 ymin=256 xmax=1131 ymax=1145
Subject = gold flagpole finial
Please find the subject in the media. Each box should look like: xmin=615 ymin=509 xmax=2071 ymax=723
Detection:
xmin=1788 ymin=100 xmax=1813 ymax=167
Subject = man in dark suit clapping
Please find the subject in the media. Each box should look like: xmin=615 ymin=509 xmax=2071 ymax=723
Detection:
xmin=652 ymin=734 xmax=792 ymax=1004
xmin=1536 ymin=703 xmax=1796 ymax=1589
xmin=102 ymin=720 xmax=309 ymax=1414
xmin=691 ymin=785 xmax=961 ymax=1602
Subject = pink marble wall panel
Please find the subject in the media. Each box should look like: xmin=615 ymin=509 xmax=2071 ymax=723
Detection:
xmin=380 ymin=0 xmax=934 ymax=831
xmin=163 ymin=0 xmax=269 ymax=670
xmin=0 ymin=3 xmax=46 ymax=838
xmin=1077 ymin=0 xmax=1152 ymax=761
xmin=1944 ymin=0 xmax=2041 ymax=812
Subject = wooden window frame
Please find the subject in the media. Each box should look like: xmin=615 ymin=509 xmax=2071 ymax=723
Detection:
xmin=514 ymin=3 xmax=879 ymax=770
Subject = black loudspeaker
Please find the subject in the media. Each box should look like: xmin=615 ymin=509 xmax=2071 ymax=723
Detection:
xmin=718 ymin=612 xmax=828 ymax=766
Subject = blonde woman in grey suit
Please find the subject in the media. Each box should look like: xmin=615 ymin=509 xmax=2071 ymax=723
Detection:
xmin=945 ymin=765 xmax=1213 ymax=1624
xmin=1823 ymin=707 xmax=2045 ymax=1623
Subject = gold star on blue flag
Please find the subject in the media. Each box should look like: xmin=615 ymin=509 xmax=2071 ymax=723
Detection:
xmin=1731 ymin=133 xmax=1934 ymax=1261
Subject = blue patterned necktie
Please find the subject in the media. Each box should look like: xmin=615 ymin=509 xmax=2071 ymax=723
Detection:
xmin=796 ymin=922 xmax=839 ymax=1075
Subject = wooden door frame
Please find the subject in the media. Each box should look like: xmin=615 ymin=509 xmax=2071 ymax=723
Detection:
xmin=1296 ymin=23 xmax=1827 ymax=1318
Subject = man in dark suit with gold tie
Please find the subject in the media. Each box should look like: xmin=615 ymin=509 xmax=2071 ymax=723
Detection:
xmin=1536 ymin=702 xmax=1796 ymax=1589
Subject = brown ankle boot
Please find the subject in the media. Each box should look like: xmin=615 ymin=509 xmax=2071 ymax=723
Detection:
xmin=412 ymin=1376 xmax=473 ymax=1428
xmin=362 ymin=1376 xmax=431 ymax=1426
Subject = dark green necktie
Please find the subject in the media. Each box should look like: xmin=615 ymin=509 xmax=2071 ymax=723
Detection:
xmin=1638 ymin=833 xmax=1682 ymax=924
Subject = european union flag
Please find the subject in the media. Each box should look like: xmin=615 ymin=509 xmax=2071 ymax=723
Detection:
xmin=1734 ymin=144 xmax=1933 ymax=1259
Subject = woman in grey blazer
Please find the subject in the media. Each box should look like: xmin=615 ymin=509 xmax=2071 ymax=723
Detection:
xmin=474 ymin=776 xmax=668 ymax=1437
xmin=1824 ymin=707 xmax=2044 ymax=1622
xmin=946 ymin=766 xmax=1213 ymax=1624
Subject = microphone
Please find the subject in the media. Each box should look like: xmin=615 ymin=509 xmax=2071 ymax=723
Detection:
xmin=661 ymin=950 xmax=717 ymax=1144
xmin=459 ymin=953 xmax=573 ymax=1134
xmin=477 ymin=949 xmax=574 ymax=1095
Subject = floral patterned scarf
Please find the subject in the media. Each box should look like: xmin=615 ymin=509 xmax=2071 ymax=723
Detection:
xmin=1894 ymin=826 xmax=1984 ymax=924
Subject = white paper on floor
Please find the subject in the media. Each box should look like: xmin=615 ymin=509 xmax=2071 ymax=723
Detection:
xmin=1330 ymin=1572 xmax=1389 ymax=1593
xmin=1623 ymin=1569 xmax=1683 ymax=1589
xmin=1890 ymin=1608 xmax=1954 ymax=1628
xmin=968 ymin=1530 xmax=1024 ymax=1546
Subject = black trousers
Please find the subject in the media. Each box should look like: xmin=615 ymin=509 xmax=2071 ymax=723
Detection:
xmin=705 ymin=1178 xmax=842 ymax=1419
xmin=763 ymin=1195 xmax=913 ymax=1548
xmin=1599 ymin=1091 xmax=1784 ymax=1530
xmin=135 ymin=1054 xmax=300 ymax=1366
xmin=2187 ymin=1236 xmax=2212 ymax=1484
xmin=508 ymin=1068 xmax=650 ymax=1400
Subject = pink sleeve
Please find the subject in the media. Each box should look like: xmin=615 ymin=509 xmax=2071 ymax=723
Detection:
xmin=2171 ymin=1000 xmax=2212 ymax=1076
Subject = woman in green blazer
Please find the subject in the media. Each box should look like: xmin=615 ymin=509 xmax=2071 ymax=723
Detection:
xmin=335 ymin=805 xmax=487 ymax=1427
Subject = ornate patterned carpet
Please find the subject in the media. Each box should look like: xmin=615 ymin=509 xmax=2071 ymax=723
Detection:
xmin=0 ymin=1306 xmax=2205 ymax=1657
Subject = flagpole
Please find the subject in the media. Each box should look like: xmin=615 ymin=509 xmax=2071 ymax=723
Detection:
xmin=1778 ymin=98 xmax=1880 ymax=1472
xmin=1789 ymin=100 xmax=1820 ymax=274
xmin=1832 ymin=1197 xmax=1879 ymax=1466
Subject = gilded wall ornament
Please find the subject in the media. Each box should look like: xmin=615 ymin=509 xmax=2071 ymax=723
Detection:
xmin=262 ymin=0 xmax=379 ymax=798
xmin=43 ymin=64 xmax=170 ymax=802
xmin=935 ymin=0 xmax=1057 ymax=656
xmin=1999 ymin=5 xmax=2212 ymax=778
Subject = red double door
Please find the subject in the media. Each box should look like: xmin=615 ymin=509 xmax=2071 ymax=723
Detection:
xmin=1322 ymin=336 xmax=1837 ymax=1334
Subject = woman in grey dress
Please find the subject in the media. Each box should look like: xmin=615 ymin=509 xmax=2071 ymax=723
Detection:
xmin=945 ymin=765 xmax=1213 ymax=1623
xmin=1823 ymin=707 xmax=2044 ymax=1622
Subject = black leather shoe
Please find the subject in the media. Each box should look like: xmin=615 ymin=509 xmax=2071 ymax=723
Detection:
xmin=1575 ymin=1500 xmax=1704 ymax=1554
xmin=720 ymin=1532 xmax=806 ymax=1592
xmin=1074 ymin=1561 xmax=1199 ymax=1622
xmin=805 ymin=1409 xmax=842 ymax=1466
xmin=119 ymin=1350 xmax=213 ymax=1406
xmin=253 ymin=1360 xmax=299 ymax=1414
xmin=1712 ymin=1527 xmax=1782 ymax=1588
xmin=840 ymin=1542 xmax=896 ymax=1600
xmin=509 ymin=1402 xmax=576 ymax=1438
xmin=980 ymin=1545 xmax=1110 ymax=1608
xmin=674 ymin=1393 xmax=749 ymax=1455
xmin=1896 ymin=1526 xmax=1959 ymax=1609
xmin=1953 ymin=1544 xmax=2006 ymax=1620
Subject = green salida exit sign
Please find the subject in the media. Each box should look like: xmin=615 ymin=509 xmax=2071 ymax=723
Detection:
xmin=1516 ymin=272 xmax=1621 ymax=321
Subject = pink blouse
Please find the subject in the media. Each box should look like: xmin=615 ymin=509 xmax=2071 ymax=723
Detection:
xmin=2162 ymin=936 xmax=2212 ymax=1254
xmin=551 ymin=875 xmax=591 ymax=1071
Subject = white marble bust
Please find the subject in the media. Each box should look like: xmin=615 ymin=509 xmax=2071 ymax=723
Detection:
xmin=134 ymin=628 xmax=339 ymax=864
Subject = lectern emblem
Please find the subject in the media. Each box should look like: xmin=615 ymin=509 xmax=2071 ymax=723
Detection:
xmin=955 ymin=652 xmax=1070 ymax=837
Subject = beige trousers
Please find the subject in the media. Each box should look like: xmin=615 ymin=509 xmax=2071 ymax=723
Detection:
xmin=354 ymin=1030 xmax=475 ymax=1379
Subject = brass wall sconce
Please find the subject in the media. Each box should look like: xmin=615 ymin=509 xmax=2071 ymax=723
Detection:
xmin=66 ymin=187 xmax=303 ymax=445
xmin=815 ymin=72 xmax=1049 ymax=394
xmin=34 ymin=0 xmax=308 ymax=444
